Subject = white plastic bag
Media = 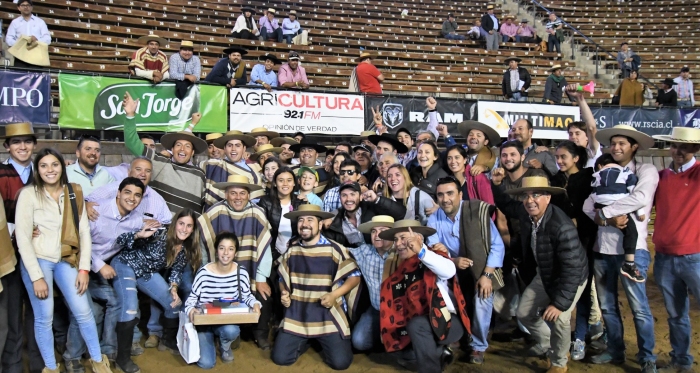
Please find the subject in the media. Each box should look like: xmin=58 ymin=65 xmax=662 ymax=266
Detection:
xmin=177 ymin=311 xmax=200 ymax=364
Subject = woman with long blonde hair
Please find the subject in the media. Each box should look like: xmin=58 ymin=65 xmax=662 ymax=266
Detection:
xmin=383 ymin=164 xmax=437 ymax=225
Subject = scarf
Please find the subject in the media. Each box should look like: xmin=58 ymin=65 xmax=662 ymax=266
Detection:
xmin=459 ymin=200 xmax=504 ymax=290
xmin=0 ymin=194 xmax=16 ymax=290
xmin=227 ymin=61 xmax=245 ymax=80
xmin=60 ymin=183 xmax=84 ymax=268
xmin=380 ymin=251 xmax=471 ymax=352
xmin=549 ymin=74 xmax=563 ymax=84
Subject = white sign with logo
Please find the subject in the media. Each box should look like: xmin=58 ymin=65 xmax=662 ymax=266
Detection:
xmin=229 ymin=88 xmax=365 ymax=135
xmin=477 ymin=101 xmax=581 ymax=140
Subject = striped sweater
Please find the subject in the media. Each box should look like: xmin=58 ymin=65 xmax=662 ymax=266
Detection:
xmin=185 ymin=263 xmax=261 ymax=315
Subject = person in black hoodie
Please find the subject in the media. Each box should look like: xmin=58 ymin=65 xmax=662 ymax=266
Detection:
xmin=502 ymin=57 xmax=531 ymax=102
xmin=205 ymin=46 xmax=249 ymax=88
xmin=490 ymin=174 xmax=588 ymax=373
xmin=410 ymin=141 xmax=449 ymax=200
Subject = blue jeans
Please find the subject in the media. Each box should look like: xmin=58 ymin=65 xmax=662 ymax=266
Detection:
xmin=548 ymin=34 xmax=561 ymax=53
xmin=653 ymin=252 xmax=700 ymax=368
xmin=470 ymin=293 xmax=494 ymax=352
xmin=502 ymin=34 xmax=515 ymax=43
xmin=510 ymin=92 xmax=527 ymax=102
xmin=145 ymin=265 xmax=194 ymax=338
xmin=444 ymin=33 xmax=465 ymax=41
xmin=20 ymin=260 xmax=102 ymax=370
xmin=271 ymin=330 xmax=353 ymax=369
xmin=282 ymin=30 xmax=303 ymax=44
xmin=594 ymin=249 xmax=656 ymax=363
xmin=196 ymin=324 xmax=240 ymax=369
xmin=65 ymin=272 xmax=119 ymax=359
xmin=678 ymin=100 xmax=692 ymax=108
xmin=111 ymin=258 xmax=178 ymax=323
xmin=351 ymin=308 xmax=380 ymax=351
xmin=260 ymin=27 xmax=283 ymax=42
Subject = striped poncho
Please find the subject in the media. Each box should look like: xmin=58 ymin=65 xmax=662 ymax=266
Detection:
xmin=203 ymin=158 xmax=264 ymax=208
xmin=278 ymin=236 xmax=361 ymax=339
xmin=198 ymin=200 xmax=272 ymax=292
xmin=145 ymin=147 xmax=205 ymax=216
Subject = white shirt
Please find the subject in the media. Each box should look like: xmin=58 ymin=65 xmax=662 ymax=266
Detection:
xmin=585 ymin=145 xmax=603 ymax=169
xmin=5 ymin=15 xmax=51 ymax=47
xmin=275 ymin=202 xmax=293 ymax=255
xmin=418 ymin=245 xmax=457 ymax=313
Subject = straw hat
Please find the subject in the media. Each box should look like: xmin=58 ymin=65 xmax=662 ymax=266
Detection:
xmin=458 ymin=120 xmax=501 ymax=146
xmin=205 ymin=133 xmax=223 ymax=144
xmin=653 ymin=127 xmax=700 ymax=144
xmin=271 ymin=137 xmax=299 ymax=147
xmin=351 ymin=131 xmax=376 ymax=143
xmin=214 ymin=130 xmax=256 ymax=148
xmin=1 ymin=122 xmax=38 ymax=139
xmin=503 ymin=15 xmax=515 ymax=20
xmin=595 ymin=124 xmax=655 ymax=150
xmin=267 ymin=8 xmax=276 ymax=14
xmin=368 ymin=134 xmax=409 ymax=154
xmin=504 ymin=176 xmax=566 ymax=196
xmin=283 ymin=204 xmax=335 ymax=220
xmin=250 ymin=144 xmax=283 ymax=161
xmin=160 ymin=131 xmax=208 ymax=154
xmin=355 ymin=51 xmax=373 ymax=63
xmin=137 ymin=34 xmax=167 ymax=46
xmin=486 ymin=4 xmax=495 ymax=10
xmin=249 ymin=127 xmax=280 ymax=140
xmin=179 ymin=40 xmax=195 ymax=50
xmin=378 ymin=219 xmax=437 ymax=241
xmin=289 ymin=10 xmax=298 ymax=16
xmin=212 ymin=174 xmax=263 ymax=192
xmin=548 ymin=65 xmax=566 ymax=73
xmin=358 ymin=215 xmax=395 ymax=234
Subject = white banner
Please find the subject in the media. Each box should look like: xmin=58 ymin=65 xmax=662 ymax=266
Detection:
xmin=477 ymin=101 xmax=581 ymax=140
xmin=229 ymin=88 xmax=366 ymax=135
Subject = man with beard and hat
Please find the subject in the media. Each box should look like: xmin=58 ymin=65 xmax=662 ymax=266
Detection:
xmin=655 ymin=78 xmax=678 ymax=107
xmin=66 ymin=135 xmax=115 ymax=196
xmin=290 ymin=139 xmax=329 ymax=182
xmin=5 ymin=0 xmax=51 ymax=68
xmin=351 ymin=51 xmax=384 ymax=94
xmin=206 ymin=46 xmax=248 ymax=88
xmin=203 ymin=130 xmax=263 ymax=208
xmin=281 ymin=10 xmax=303 ymax=44
xmin=502 ymin=57 xmax=531 ymax=102
xmin=169 ymin=40 xmax=201 ymax=83
xmin=457 ymin=120 xmax=500 ymax=176
xmin=491 ymin=175 xmax=588 ymax=373
xmin=500 ymin=15 xmax=518 ymax=43
xmin=278 ymin=51 xmax=310 ymax=89
xmin=128 ymin=34 xmax=170 ymax=83
xmin=248 ymin=127 xmax=279 ymax=148
xmin=250 ymin=53 xmax=281 ymax=92
xmin=271 ymin=204 xmax=361 ymax=370
xmin=198 ymin=175 xmax=274 ymax=350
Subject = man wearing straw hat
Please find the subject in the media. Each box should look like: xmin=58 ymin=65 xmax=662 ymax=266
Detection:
xmin=491 ymin=174 xmax=588 ymax=373
xmin=543 ymin=65 xmax=571 ymax=105
xmin=198 ymin=175 xmax=275 ymax=350
xmin=480 ymin=4 xmax=499 ymax=51
xmin=651 ymin=127 xmax=700 ymax=373
xmin=271 ymin=204 xmax=360 ymax=369
xmin=350 ymin=51 xmax=384 ymax=94
xmin=258 ymin=8 xmax=283 ymax=42
xmin=248 ymin=127 xmax=279 ymax=147
xmin=250 ymin=53 xmax=281 ymax=92
xmin=582 ymin=125 xmax=658 ymax=372
xmin=168 ymin=40 xmax=201 ymax=83
xmin=655 ymin=78 xmax=678 ymax=107
xmin=502 ymin=57 xmax=531 ymax=102
xmin=129 ymin=33 xmax=170 ymax=83
xmin=199 ymin=133 xmax=223 ymax=170
xmin=250 ymin=144 xmax=282 ymax=167
xmin=281 ymin=10 xmax=302 ymax=44
xmin=500 ymin=15 xmax=518 ymax=43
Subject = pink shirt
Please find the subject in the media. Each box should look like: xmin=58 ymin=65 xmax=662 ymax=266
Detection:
xmin=500 ymin=23 xmax=518 ymax=37
xmin=278 ymin=63 xmax=309 ymax=86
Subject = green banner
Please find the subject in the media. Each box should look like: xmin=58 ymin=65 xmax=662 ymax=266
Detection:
xmin=58 ymin=73 xmax=228 ymax=132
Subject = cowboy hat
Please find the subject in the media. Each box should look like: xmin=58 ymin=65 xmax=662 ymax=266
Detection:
xmin=355 ymin=52 xmax=373 ymax=63
xmin=267 ymin=8 xmax=276 ymax=14
xmin=249 ymin=144 xmax=283 ymax=161
xmin=358 ymin=215 xmax=396 ymax=234
xmin=7 ymin=36 xmax=49 ymax=66
xmin=521 ymin=19 xmax=529 ymax=23
xmin=548 ymin=64 xmax=566 ymax=72
xmin=368 ymin=133 xmax=409 ymax=154
xmin=503 ymin=15 xmax=515 ymax=20
xmin=205 ymin=133 xmax=223 ymax=144
xmin=213 ymin=130 xmax=256 ymax=149
xmin=160 ymin=131 xmax=208 ymax=154
xmin=137 ymin=34 xmax=167 ymax=46
xmin=504 ymin=57 xmax=522 ymax=64
xmin=223 ymin=46 xmax=248 ymax=56
xmin=1 ymin=122 xmax=39 ymax=139
xmin=271 ymin=137 xmax=299 ymax=147
xmin=241 ymin=6 xmax=256 ymax=14
xmin=660 ymin=78 xmax=677 ymax=86
xmin=458 ymin=120 xmax=501 ymax=146
xmin=288 ymin=10 xmax=298 ymax=16
xmin=259 ymin=53 xmax=281 ymax=65
xmin=653 ymin=127 xmax=700 ymax=144
xmin=504 ymin=176 xmax=565 ymax=196
xmin=212 ymin=174 xmax=263 ymax=192
xmin=595 ymin=124 xmax=655 ymax=150
xmin=249 ymin=127 xmax=280 ymax=140
xmin=486 ymin=4 xmax=495 ymax=10
xmin=351 ymin=131 xmax=376 ymax=143
xmin=378 ymin=219 xmax=437 ymax=241
xmin=289 ymin=139 xmax=327 ymax=153
xmin=179 ymin=40 xmax=195 ymax=50
xmin=283 ymin=204 xmax=335 ymax=220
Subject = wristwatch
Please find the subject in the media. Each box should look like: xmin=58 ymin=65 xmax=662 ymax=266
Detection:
xmin=481 ymin=272 xmax=494 ymax=280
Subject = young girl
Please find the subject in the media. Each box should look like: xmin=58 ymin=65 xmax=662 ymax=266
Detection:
xmin=384 ymin=164 xmax=437 ymax=225
xmin=111 ymin=209 xmax=202 ymax=373
xmin=15 ymin=148 xmax=111 ymax=373
xmin=262 ymin=157 xmax=283 ymax=194
xmin=297 ymin=166 xmax=323 ymax=208
xmin=186 ymin=232 xmax=261 ymax=369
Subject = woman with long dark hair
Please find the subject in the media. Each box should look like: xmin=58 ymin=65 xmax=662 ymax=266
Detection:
xmin=256 ymin=168 xmax=304 ymax=259
xmin=614 ymin=70 xmax=649 ymax=106
xmin=409 ymin=141 xmax=448 ymax=200
xmin=262 ymin=157 xmax=284 ymax=194
xmin=15 ymin=148 xmax=112 ymax=373
xmin=322 ymin=151 xmax=350 ymax=195
xmin=231 ymin=7 xmax=259 ymax=40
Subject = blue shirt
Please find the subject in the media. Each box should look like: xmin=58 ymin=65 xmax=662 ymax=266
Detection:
xmin=349 ymin=244 xmax=388 ymax=310
xmin=281 ymin=18 xmax=301 ymax=35
xmin=7 ymin=158 xmax=32 ymax=184
xmin=250 ymin=64 xmax=279 ymax=88
xmin=427 ymin=201 xmax=505 ymax=269
xmin=89 ymin=198 xmax=147 ymax=273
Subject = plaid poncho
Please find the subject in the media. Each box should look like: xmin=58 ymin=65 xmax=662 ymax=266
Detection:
xmin=203 ymin=158 xmax=264 ymax=208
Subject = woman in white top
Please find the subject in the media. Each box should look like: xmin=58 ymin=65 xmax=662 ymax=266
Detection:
xmin=383 ymin=164 xmax=437 ymax=225
xmin=231 ymin=7 xmax=259 ymax=40
xmin=15 ymin=148 xmax=111 ymax=373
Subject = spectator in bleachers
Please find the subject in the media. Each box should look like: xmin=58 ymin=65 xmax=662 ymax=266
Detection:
xmin=543 ymin=65 xmax=569 ymax=105
xmin=480 ymin=4 xmax=499 ymax=51
xmin=259 ymin=8 xmax=283 ymax=42
xmin=205 ymin=47 xmax=248 ymax=88
xmin=128 ymin=34 xmax=170 ymax=83
xmin=500 ymin=15 xmax=518 ymax=43
xmin=278 ymin=51 xmax=310 ymax=90
xmin=656 ymin=78 xmax=678 ymax=107
xmin=616 ymin=42 xmax=637 ymax=79
xmin=516 ymin=19 xmax=536 ymax=43
xmin=281 ymin=10 xmax=302 ymax=44
xmin=674 ymin=67 xmax=695 ymax=107
xmin=231 ymin=7 xmax=259 ymax=40
xmin=5 ymin=0 xmax=51 ymax=68
xmin=501 ymin=57 xmax=531 ymax=102
xmin=441 ymin=14 xmax=465 ymax=41
xmin=545 ymin=12 xmax=563 ymax=55
xmin=614 ymin=70 xmax=647 ymax=106
xmin=168 ymin=40 xmax=201 ymax=83
xmin=350 ymin=52 xmax=384 ymax=94
xmin=250 ymin=53 xmax=280 ymax=93
xmin=467 ymin=20 xmax=481 ymax=40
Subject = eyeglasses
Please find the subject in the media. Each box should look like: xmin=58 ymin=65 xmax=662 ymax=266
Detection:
xmin=339 ymin=169 xmax=357 ymax=176
xmin=517 ymin=192 xmax=549 ymax=202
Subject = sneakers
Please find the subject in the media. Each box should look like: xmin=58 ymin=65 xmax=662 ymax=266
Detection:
xmin=590 ymin=351 xmax=626 ymax=365
xmin=589 ymin=322 xmax=604 ymax=341
xmin=130 ymin=341 xmax=144 ymax=356
xmin=640 ymin=361 xmax=658 ymax=373
xmin=220 ymin=345 xmax=234 ymax=363
xmin=621 ymin=262 xmax=645 ymax=283
xmin=571 ymin=339 xmax=586 ymax=361
xmin=467 ymin=350 xmax=484 ymax=365
xmin=144 ymin=335 xmax=160 ymax=348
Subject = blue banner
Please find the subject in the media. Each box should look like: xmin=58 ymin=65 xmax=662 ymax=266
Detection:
xmin=680 ymin=108 xmax=700 ymax=128
xmin=0 ymin=70 xmax=51 ymax=125
xmin=590 ymin=106 xmax=680 ymax=137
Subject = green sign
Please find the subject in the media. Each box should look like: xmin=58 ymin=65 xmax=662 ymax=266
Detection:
xmin=58 ymin=73 xmax=228 ymax=132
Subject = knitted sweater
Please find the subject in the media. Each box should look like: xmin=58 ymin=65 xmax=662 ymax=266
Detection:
xmin=653 ymin=161 xmax=700 ymax=255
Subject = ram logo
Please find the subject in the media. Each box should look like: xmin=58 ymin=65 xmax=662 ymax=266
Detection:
xmin=382 ymin=103 xmax=404 ymax=128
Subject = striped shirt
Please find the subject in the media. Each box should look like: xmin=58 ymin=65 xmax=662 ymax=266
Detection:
xmin=86 ymin=182 xmax=172 ymax=224
xmin=184 ymin=263 xmax=261 ymax=315
xmin=144 ymin=147 xmax=205 ymax=216
xmin=348 ymin=244 xmax=387 ymax=310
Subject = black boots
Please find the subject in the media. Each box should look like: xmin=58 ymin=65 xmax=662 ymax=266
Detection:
xmin=115 ymin=319 xmax=140 ymax=373
xmin=158 ymin=316 xmax=179 ymax=355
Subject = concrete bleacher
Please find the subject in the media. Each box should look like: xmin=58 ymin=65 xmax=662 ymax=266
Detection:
xmin=1 ymin=0 xmax=613 ymax=101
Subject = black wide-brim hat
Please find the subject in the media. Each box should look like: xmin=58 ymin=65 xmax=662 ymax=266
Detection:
xmin=223 ymin=46 xmax=248 ymax=56
xmin=368 ymin=133 xmax=409 ymax=154
xmin=259 ymin=53 xmax=281 ymax=65
xmin=289 ymin=139 xmax=327 ymax=153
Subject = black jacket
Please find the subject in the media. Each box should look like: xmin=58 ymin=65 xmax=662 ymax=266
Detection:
xmin=502 ymin=67 xmax=532 ymax=98
xmin=325 ymin=197 xmax=407 ymax=247
xmin=205 ymin=58 xmax=248 ymax=86
xmin=492 ymin=182 xmax=588 ymax=311
xmin=550 ymin=168 xmax=597 ymax=253
xmin=410 ymin=162 xmax=449 ymax=201
xmin=656 ymin=89 xmax=678 ymax=107
xmin=256 ymin=195 xmax=306 ymax=260
xmin=481 ymin=13 xmax=499 ymax=32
